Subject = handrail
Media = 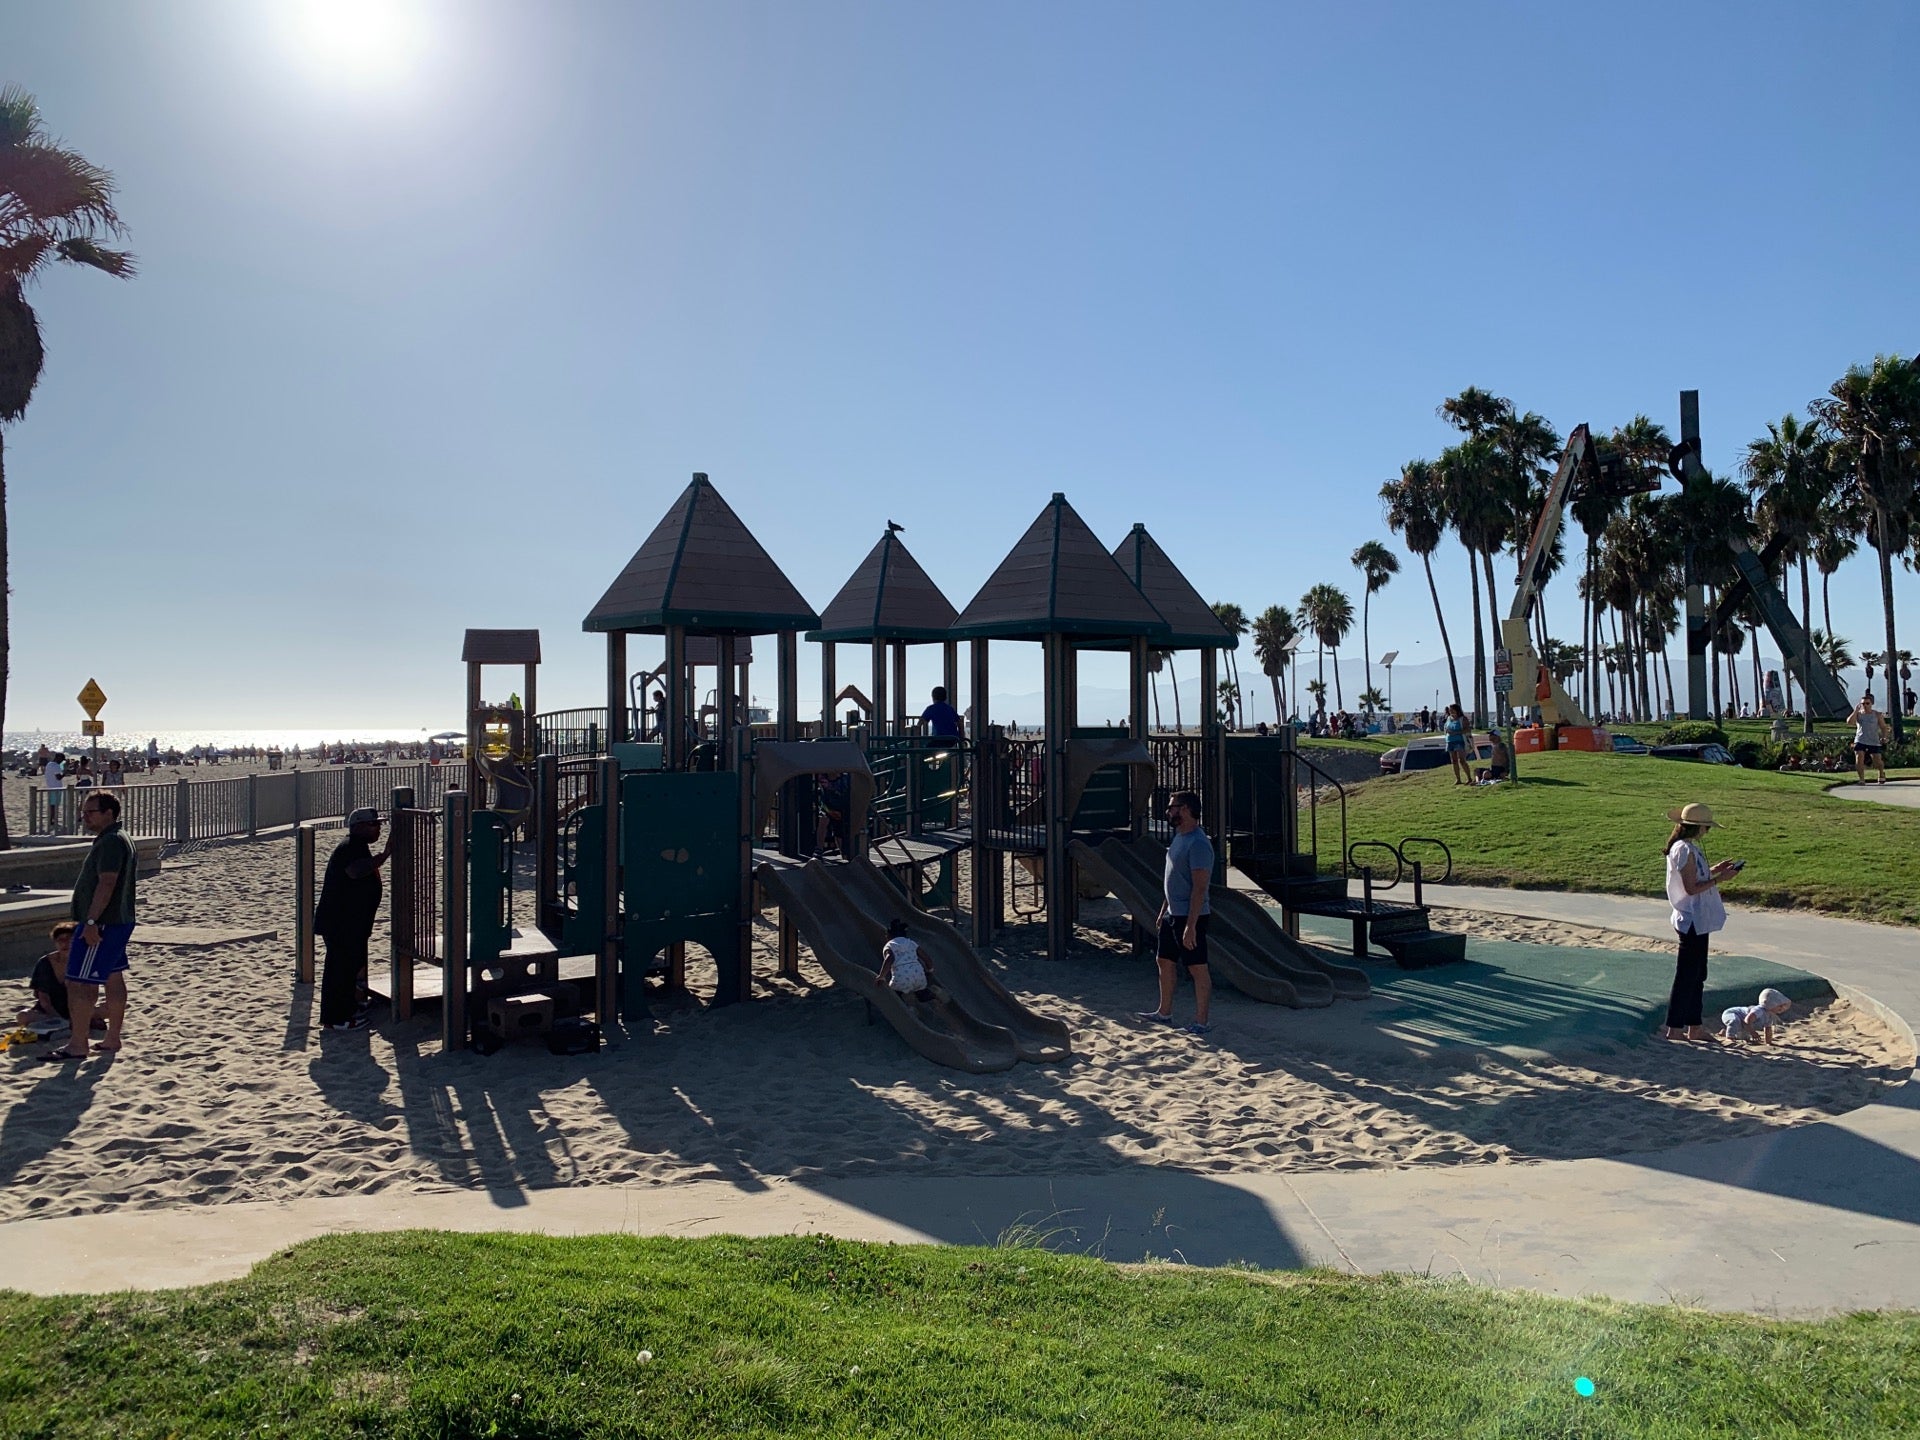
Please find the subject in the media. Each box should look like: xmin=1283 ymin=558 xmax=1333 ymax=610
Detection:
xmin=1346 ymin=840 xmax=1402 ymax=890
xmin=1291 ymin=749 xmax=1349 ymax=877
xmin=1397 ymin=835 xmax=1453 ymax=884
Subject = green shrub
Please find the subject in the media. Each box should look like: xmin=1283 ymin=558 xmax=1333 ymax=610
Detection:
xmin=1656 ymin=720 xmax=1729 ymax=747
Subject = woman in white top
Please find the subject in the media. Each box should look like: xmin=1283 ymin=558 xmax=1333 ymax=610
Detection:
xmin=1663 ymin=802 xmax=1740 ymax=1041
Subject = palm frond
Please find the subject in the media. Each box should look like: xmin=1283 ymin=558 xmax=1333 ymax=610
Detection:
xmin=55 ymin=236 xmax=135 ymax=277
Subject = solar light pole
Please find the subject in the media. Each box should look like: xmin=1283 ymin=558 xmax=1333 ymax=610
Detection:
xmin=1380 ymin=651 xmax=1399 ymax=719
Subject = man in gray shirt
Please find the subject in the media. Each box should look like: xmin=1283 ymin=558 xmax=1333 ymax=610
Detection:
xmin=1138 ymin=789 xmax=1214 ymax=1035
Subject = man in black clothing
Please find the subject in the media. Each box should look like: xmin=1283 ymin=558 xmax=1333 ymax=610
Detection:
xmin=314 ymin=808 xmax=391 ymax=1031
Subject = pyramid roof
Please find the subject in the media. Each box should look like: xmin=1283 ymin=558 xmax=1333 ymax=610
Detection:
xmin=808 ymin=529 xmax=959 ymax=642
xmin=583 ymin=473 xmax=819 ymax=635
xmin=1112 ymin=525 xmax=1237 ymax=649
xmin=951 ymin=494 xmax=1171 ymax=641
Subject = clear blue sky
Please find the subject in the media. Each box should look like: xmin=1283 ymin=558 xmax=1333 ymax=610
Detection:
xmin=5 ymin=0 xmax=1916 ymax=733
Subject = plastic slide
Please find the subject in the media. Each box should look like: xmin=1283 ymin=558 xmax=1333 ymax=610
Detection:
xmin=755 ymin=857 xmax=1072 ymax=1073
xmin=1069 ymin=835 xmax=1371 ymax=1007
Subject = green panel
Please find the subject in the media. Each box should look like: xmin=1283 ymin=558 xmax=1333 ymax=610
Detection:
xmin=611 ymin=742 xmax=664 ymax=772
xmin=1069 ymin=726 xmax=1132 ymax=831
xmin=469 ymin=809 xmax=512 ymax=960
xmin=621 ymin=771 xmax=741 ymax=922
xmin=1225 ymin=735 xmax=1293 ymax=845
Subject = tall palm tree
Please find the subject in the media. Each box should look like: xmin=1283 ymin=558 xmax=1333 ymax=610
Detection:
xmin=1144 ymin=648 xmax=1165 ymax=732
xmin=1151 ymin=649 xmax=1184 ymax=734
xmin=1811 ymin=629 xmax=1852 ymax=675
xmin=0 ymin=87 xmax=135 ymax=850
xmin=1297 ymin=584 xmax=1356 ymax=711
xmin=1349 ymin=540 xmax=1398 ymax=711
xmin=1812 ymin=355 xmax=1920 ymax=740
xmin=1813 ymin=493 xmax=1862 ymax=639
xmin=1438 ymin=437 xmax=1505 ymax=723
xmin=1210 ymin=601 xmax=1249 ymax=729
xmin=1251 ymin=605 xmax=1297 ymax=727
xmin=1586 ymin=418 xmax=1671 ymax=711
xmin=1379 ymin=460 xmax=1462 ymax=712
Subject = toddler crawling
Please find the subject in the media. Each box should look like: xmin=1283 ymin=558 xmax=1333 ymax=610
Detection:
xmin=1720 ymin=987 xmax=1791 ymax=1044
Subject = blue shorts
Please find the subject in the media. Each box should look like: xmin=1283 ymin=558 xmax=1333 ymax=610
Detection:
xmin=67 ymin=923 xmax=135 ymax=984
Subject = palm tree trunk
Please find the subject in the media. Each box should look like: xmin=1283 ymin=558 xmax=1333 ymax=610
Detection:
xmin=1149 ymin=672 xmax=1162 ymax=732
xmin=1480 ymin=549 xmax=1505 ymax=724
xmin=1662 ymin=644 xmax=1677 ymax=718
xmin=1168 ymin=655 xmax=1183 ymax=735
xmin=1332 ymin=649 xmax=1344 ymax=711
xmin=1361 ymin=593 xmax=1373 ymax=706
xmin=1637 ymin=602 xmax=1653 ymax=720
xmin=0 ymin=429 xmax=10 ymax=850
xmin=1467 ymin=552 xmax=1486 ymax=725
xmin=1422 ymin=554 xmax=1463 ymax=713
xmin=1269 ymin=674 xmax=1283 ymax=729
xmin=1873 ymin=499 xmax=1904 ymax=742
xmin=1822 ymin=567 xmax=1834 ymax=641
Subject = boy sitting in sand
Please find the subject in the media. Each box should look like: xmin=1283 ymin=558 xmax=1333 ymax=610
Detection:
xmin=876 ymin=919 xmax=940 ymax=1005
xmin=14 ymin=922 xmax=105 ymax=1036
xmin=1721 ymin=988 xmax=1792 ymax=1044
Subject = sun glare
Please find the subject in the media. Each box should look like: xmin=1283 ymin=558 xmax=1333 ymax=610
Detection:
xmin=285 ymin=0 xmax=425 ymax=87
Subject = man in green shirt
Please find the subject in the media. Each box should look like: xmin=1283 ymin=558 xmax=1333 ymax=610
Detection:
xmin=47 ymin=790 xmax=137 ymax=1061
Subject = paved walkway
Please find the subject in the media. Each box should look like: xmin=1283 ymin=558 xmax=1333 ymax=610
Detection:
xmin=7 ymin=887 xmax=1920 ymax=1316
xmin=1830 ymin=779 xmax=1920 ymax=808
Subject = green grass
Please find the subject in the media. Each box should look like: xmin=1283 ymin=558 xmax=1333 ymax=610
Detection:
xmin=1318 ymin=750 xmax=1920 ymax=924
xmin=3 ymin=1233 xmax=1918 ymax=1437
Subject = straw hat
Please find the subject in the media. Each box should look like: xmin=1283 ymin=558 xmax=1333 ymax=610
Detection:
xmin=1665 ymin=802 xmax=1719 ymax=827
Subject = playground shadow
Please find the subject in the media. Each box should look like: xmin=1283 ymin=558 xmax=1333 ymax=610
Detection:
xmin=0 ymin=1055 xmax=110 ymax=1192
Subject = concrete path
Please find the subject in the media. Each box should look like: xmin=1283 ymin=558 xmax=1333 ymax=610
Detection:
xmin=6 ymin=889 xmax=1920 ymax=1316
xmin=1830 ymin=780 xmax=1920 ymax=808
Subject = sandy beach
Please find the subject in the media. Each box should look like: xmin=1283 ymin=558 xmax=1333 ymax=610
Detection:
xmin=1 ymin=803 xmax=1908 ymax=1225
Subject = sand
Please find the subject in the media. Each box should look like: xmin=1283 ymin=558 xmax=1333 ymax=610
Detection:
xmin=1 ymin=822 xmax=1909 ymax=1225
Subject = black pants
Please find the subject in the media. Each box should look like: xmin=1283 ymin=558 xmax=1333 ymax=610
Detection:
xmin=320 ymin=931 xmax=370 ymax=1026
xmin=1666 ymin=928 xmax=1709 ymax=1028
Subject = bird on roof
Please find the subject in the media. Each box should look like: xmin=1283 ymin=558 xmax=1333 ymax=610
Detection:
xmin=887 ymin=520 xmax=904 ymax=533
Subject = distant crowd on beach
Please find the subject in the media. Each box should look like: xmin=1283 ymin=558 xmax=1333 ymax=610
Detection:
xmin=7 ymin=737 xmax=460 ymax=785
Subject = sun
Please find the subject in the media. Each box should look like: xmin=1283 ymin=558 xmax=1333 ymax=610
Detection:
xmin=285 ymin=0 xmax=425 ymax=87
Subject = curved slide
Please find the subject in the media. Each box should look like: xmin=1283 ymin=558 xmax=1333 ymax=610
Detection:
xmin=756 ymin=857 xmax=1072 ymax=1074
xmin=1069 ymin=836 xmax=1371 ymax=1007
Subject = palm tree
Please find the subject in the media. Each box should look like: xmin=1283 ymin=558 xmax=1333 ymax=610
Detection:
xmin=1210 ymin=602 xmax=1249 ymax=729
xmin=1438 ymin=437 xmax=1505 ymax=723
xmin=1379 ymin=460 xmax=1462 ymax=713
xmin=1812 ymin=355 xmax=1920 ymax=740
xmin=1811 ymin=629 xmax=1852 ymax=676
xmin=1304 ymin=678 xmax=1327 ymax=716
xmin=1349 ymin=540 xmax=1398 ymax=711
xmin=1587 ymin=418 xmax=1671 ymax=712
xmin=1143 ymin=648 xmax=1165 ymax=732
xmin=0 ymin=87 xmax=135 ymax=850
xmin=1251 ymin=605 xmax=1297 ymax=727
xmin=1151 ymin=649 xmax=1184 ymax=734
xmin=1357 ymin=686 xmax=1386 ymax=714
xmin=1297 ymin=584 xmax=1356 ymax=710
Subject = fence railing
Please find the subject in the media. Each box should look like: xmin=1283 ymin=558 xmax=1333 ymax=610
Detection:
xmin=32 ymin=761 xmax=470 ymax=845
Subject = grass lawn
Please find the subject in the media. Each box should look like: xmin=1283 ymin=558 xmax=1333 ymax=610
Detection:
xmin=3 ymin=1233 xmax=1918 ymax=1437
xmin=1314 ymin=750 xmax=1920 ymax=925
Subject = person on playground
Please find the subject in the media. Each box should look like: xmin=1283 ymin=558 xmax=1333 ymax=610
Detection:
xmin=920 ymin=686 xmax=965 ymax=740
xmin=46 ymin=792 xmax=138 ymax=1061
xmin=1139 ymin=789 xmax=1214 ymax=1036
xmin=1443 ymin=704 xmax=1470 ymax=785
xmin=16 ymin=922 xmax=105 ymax=1036
xmin=876 ymin=918 xmax=940 ymax=1005
xmin=1848 ymin=692 xmax=1888 ymax=785
xmin=1720 ymin=987 xmax=1792 ymax=1045
xmin=313 ymin=808 xmax=392 ymax=1032
xmin=1662 ymin=802 xmax=1739 ymax=1042
xmin=814 ymin=771 xmax=852 ymax=857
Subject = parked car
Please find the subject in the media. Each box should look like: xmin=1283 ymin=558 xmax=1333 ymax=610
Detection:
xmin=1611 ymin=734 xmax=1650 ymax=755
xmin=1397 ymin=735 xmax=1493 ymax=772
xmin=1648 ymin=742 xmax=1738 ymax=765
xmin=1380 ymin=746 xmax=1406 ymax=774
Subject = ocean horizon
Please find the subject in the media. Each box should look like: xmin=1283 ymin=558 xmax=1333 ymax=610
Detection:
xmin=3 ymin=727 xmax=458 ymax=755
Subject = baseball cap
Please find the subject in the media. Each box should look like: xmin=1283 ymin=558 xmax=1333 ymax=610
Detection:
xmin=347 ymin=807 xmax=381 ymax=827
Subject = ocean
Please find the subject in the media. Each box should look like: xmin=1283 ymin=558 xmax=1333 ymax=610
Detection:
xmin=3 ymin=727 xmax=454 ymax=756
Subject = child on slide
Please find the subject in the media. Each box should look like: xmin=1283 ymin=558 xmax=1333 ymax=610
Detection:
xmin=877 ymin=919 xmax=940 ymax=1005
xmin=1720 ymin=987 xmax=1792 ymax=1044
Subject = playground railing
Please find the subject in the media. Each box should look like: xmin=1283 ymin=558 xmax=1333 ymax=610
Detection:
xmin=1292 ymin=749 xmax=1349 ymax=877
xmin=388 ymin=806 xmax=442 ymax=1021
xmin=29 ymin=760 xmax=471 ymax=845
xmin=292 ymin=817 xmax=349 ymax=986
xmin=1144 ymin=735 xmax=1206 ymax=840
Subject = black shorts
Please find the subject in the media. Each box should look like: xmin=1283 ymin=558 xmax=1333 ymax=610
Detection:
xmin=1157 ymin=914 xmax=1210 ymax=967
xmin=1855 ymin=743 xmax=1883 ymax=756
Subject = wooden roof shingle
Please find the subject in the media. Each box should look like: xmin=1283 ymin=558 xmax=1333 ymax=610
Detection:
xmin=461 ymin=629 xmax=542 ymax=664
xmin=1112 ymin=525 xmax=1236 ymax=649
xmin=951 ymin=494 xmax=1170 ymax=640
xmin=809 ymin=529 xmax=959 ymax=642
xmin=582 ymin=473 xmax=819 ymax=635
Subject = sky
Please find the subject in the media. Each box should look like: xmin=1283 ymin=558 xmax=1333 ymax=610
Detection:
xmin=3 ymin=0 xmax=1917 ymax=735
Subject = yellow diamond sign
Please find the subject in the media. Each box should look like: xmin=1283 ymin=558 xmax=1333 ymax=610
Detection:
xmin=77 ymin=678 xmax=107 ymax=719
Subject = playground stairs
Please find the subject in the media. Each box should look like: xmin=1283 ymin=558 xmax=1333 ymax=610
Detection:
xmin=1232 ymin=855 xmax=1465 ymax=970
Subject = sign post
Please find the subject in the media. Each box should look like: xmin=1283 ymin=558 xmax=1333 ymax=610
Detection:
xmin=77 ymin=678 xmax=107 ymax=772
xmin=1491 ymin=649 xmax=1517 ymax=782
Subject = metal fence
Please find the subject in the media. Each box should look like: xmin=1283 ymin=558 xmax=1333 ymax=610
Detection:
xmin=33 ymin=761 xmax=470 ymax=844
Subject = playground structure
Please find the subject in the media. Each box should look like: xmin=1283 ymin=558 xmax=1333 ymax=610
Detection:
xmin=384 ymin=472 xmax=1491 ymax=1067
